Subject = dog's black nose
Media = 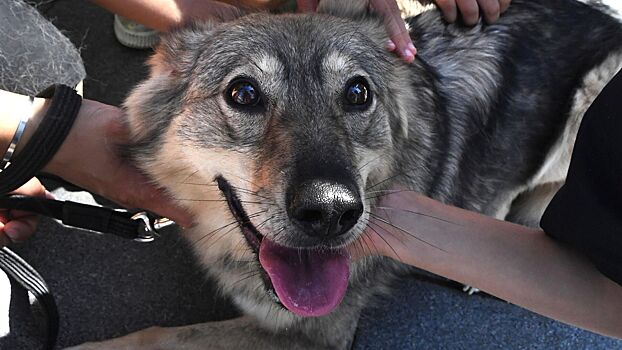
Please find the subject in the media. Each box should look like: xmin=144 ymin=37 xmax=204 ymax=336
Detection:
xmin=288 ymin=180 xmax=363 ymax=238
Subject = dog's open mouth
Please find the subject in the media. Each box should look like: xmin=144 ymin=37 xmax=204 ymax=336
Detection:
xmin=216 ymin=176 xmax=350 ymax=317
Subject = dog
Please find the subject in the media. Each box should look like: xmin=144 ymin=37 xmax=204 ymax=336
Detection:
xmin=69 ymin=0 xmax=622 ymax=348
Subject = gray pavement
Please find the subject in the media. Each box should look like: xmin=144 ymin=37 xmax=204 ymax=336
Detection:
xmin=3 ymin=1 xmax=622 ymax=349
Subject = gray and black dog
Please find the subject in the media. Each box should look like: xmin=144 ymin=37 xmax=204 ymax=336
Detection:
xmin=71 ymin=0 xmax=622 ymax=348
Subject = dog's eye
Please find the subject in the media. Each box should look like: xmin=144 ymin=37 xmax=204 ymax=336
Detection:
xmin=228 ymin=79 xmax=261 ymax=107
xmin=344 ymin=78 xmax=371 ymax=108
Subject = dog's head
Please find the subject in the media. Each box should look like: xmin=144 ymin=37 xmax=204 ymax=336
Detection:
xmin=124 ymin=1 xmax=433 ymax=320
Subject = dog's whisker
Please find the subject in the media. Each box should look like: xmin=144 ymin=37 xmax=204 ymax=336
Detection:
xmin=269 ymin=227 xmax=285 ymax=241
xmin=364 ymin=189 xmax=411 ymax=201
xmin=365 ymin=222 xmax=403 ymax=261
xmin=371 ymin=206 xmax=461 ymax=226
xmin=366 ymin=171 xmax=408 ymax=191
xmin=220 ymin=171 xmax=261 ymax=189
xmin=174 ymin=198 xmax=275 ymax=207
xmin=201 ymin=224 xmax=241 ymax=251
xmin=190 ymin=220 xmax=240 ymax=248
xmin=230 ymin=187 xmax=274 ymax=202
xmin=191 ymin=210 xmax=265 ymax=249
xmin=358 ymin=228 xmax=379 ymax=257
xmin=199 ymin=211 xmax=266 ymax=251
xmin=153 ymin=166 xmax=199 ymax=184
xmin=177 ymin=182 xmax=218 ymax=186
xmin=357 ymin=154 xmax=384 ymax=173
xmin=364 ymin=189 xmax=407 ymax=195
xmin=232 ymin=271 xmax=261 ymax=287
xmin=366 ymin=212 xmax=446 ymax=252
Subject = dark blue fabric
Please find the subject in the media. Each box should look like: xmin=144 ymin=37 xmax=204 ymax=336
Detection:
xmin=354 ymin=276 xmax=622 ymax=349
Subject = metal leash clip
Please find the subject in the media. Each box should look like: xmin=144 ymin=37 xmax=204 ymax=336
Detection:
xmin=130 ymin=212 xmax=156 ymax=242
xmin=130 ymin=212 xmax=177 ymax=243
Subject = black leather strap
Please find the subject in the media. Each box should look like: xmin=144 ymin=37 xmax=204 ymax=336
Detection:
xmin=0 ymin=196 xmax=147 ymax=240
xmin=0 ymin=85 xmax=81 ymax=194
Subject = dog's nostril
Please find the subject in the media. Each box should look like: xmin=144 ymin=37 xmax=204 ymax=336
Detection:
xmin=288 ymin=180 xmax=363 ymax=239
xmin=339 ymin=209 xmax=361 ymax=229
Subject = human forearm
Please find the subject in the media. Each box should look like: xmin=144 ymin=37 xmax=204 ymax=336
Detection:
xmin=1 ymin=89 xmax=193 ymax=227
xmin=363 ymin=191 xmax=622 ymax=338
xmin=91 ymin=0 xmax=241 ymax=31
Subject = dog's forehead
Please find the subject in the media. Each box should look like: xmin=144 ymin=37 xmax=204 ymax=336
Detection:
xmin=203 ymin=14 xmax=384 ymax=81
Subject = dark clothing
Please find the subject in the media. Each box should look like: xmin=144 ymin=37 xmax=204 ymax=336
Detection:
xmin=541 ymin=70 xmax=622 ymax=285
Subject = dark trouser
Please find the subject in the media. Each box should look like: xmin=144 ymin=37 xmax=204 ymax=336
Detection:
xmin=353 ymin=276 xmax=622 ymax=349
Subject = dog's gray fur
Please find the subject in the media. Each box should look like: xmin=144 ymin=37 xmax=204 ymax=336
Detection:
xmin=70 ymin=1 xmax=622 ymax=349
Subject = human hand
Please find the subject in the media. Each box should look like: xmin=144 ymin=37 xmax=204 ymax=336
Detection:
xmin=298 ymin=0 xmax=511 ymax=63
xmin=42 ymin=99 xmax=195 ymax=228
xmin=436 ymin=0 xmax=511 ymax=26
xmin=0 ymin=177 xmax=52 ymax=246
xmin=297 ymin=0 xmax=417 ymax=63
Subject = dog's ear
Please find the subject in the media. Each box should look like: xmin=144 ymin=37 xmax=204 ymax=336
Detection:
xmin=148 ymin=21 xmax=218 ymax=76
xmin=124 ymin=22 xmax=219 ymax=143
xmin=317 ymin=0 xmax=370 ymax=19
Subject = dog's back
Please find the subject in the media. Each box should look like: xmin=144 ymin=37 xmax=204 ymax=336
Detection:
xmin=401 ymin=0 xmax=622 ymax=224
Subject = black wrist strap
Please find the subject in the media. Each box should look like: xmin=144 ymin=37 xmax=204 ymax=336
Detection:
xmin=0 ymin=84 xmax=81 ymax=194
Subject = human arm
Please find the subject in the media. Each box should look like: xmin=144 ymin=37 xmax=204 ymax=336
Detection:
xmin=0 ymin=89 xmax=194 ymax=245
xmin=298 ymin=0 xmax=511 ymax=63
xmin=90 ymin=0 xmax=242 ymax=31
xmin=0 ymin=90 xmax=49 ymax=245
xmin=356 ymin=191 xmax=622 ymax=339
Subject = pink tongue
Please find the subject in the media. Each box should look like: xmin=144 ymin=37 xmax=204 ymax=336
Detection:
xmin=259 ymin=238 xmax=350 ymax=317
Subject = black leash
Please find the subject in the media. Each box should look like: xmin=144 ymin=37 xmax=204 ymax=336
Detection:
xmin=0 ymin=195 xmax=173 ymax=350
xmin=0 ymin=195 xmax=173 ymax=242
xmin=0 ymin=247 xmax=58 ymax=350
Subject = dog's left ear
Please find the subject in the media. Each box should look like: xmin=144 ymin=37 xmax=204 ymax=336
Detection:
xmin=317 ymin=0 xmax=370 ymax=19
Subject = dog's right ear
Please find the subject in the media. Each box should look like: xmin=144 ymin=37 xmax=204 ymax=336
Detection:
xmin=317 ymin=0 xmax=370 ymax=20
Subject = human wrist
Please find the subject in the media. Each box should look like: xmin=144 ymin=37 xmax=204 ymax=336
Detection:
xmin=13 ymin=97 xmax=50 ymax=156
xmin=0 ymin=92 xmax=32 ymax=154
xmin=0 ymin=85 xmax=81 ymax=194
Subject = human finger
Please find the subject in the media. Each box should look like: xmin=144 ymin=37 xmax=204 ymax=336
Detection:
xmin=435 ymin=0 xmax=458 ymax=23
xmin=456 ymin=0 xmax=480 ymax=26
xmin=3 ymin=215 xmax=38 ymax=243
xmin=296 ymin=0 xmax=318 ymax=12
xmin=477 ymin=0 xmax=500 ymax=23
xmin=370 ymin=0 xmax=416 ymax=62
xmin=499 ymin=0 xmax=511 ymax=13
